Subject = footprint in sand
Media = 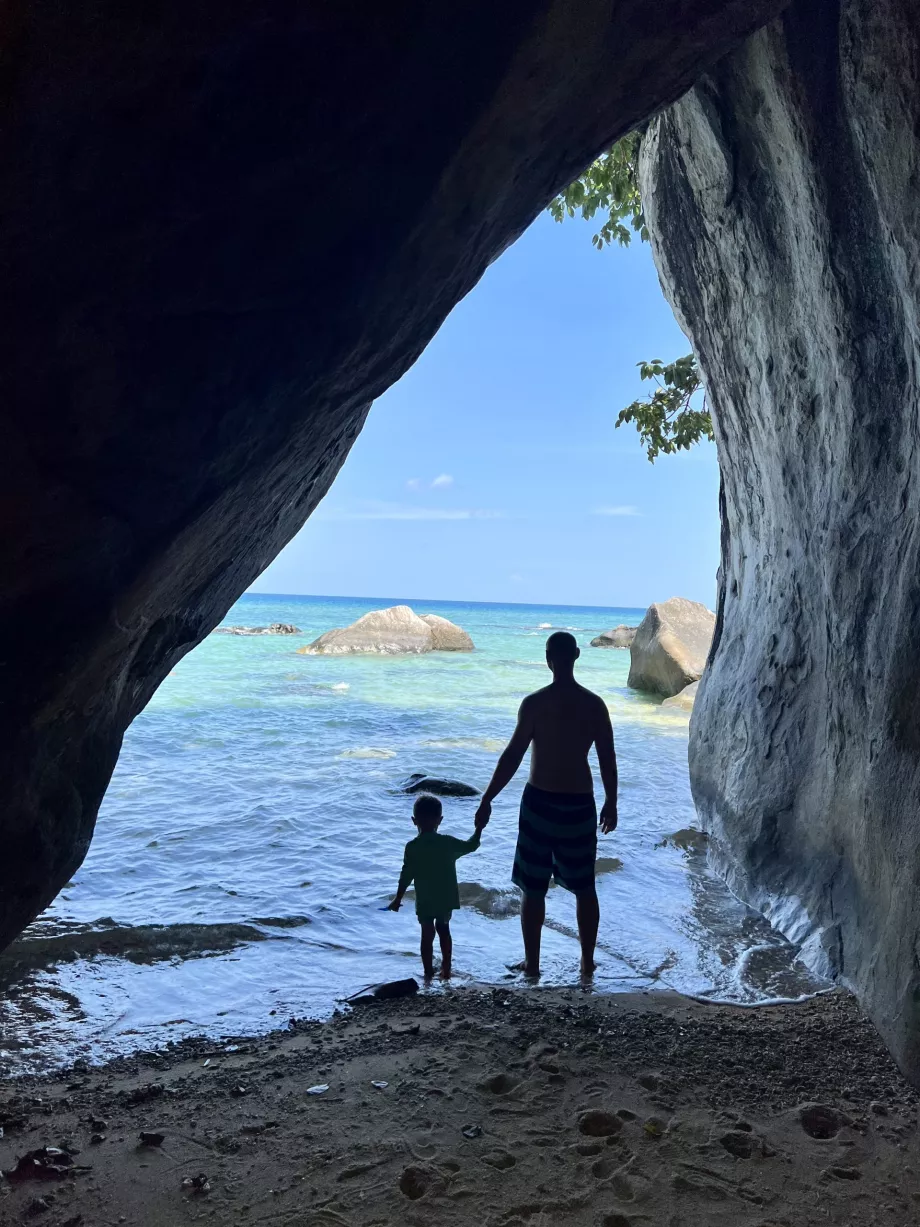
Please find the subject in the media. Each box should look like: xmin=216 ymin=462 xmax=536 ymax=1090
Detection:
xmin=481 ymin=1149 xmax=516 ymax=1170
xmin=479 ymin=1073 xmax=519 ymax=1096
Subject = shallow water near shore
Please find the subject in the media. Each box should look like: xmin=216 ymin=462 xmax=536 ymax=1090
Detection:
xmin=1 ymin=594 xmax=827 ymax=1074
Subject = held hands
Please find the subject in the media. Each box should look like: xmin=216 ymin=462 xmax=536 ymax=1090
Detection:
xmin=599 ymin=798 xmax=618 ymax=834
xmin=474 ymin=798 xmax=492 ymax=830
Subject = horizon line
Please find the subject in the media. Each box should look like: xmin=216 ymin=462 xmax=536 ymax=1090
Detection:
xmin=242 ymin=590 xmax=649 ymax=613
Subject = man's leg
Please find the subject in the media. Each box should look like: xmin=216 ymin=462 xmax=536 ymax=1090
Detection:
xmin=419 ymin=921 xmax=436 ymax=978
xmin=575 ymin=887 xmax=599 ymax=977
xmin=435 ymin=920 xmax=452 ymax=979
xmin=520 ymin=891 xmax=545 ymax=977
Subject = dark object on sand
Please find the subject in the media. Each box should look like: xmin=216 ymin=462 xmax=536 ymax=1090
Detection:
xmin=139 ymin=1131 xmax=165 ymax=1147
xmin=400 ymin=774 xmax=480 ymax=798
xmin=346 ymin=977 xmax=420 ymax=1004
xmin=4 ymin=1147 xmax=76 ymax=1182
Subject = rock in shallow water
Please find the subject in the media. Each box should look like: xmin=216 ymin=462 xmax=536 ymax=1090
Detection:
xmin=215 ymin=623 xmax=301 ymax=636
xmin=627 ymin=598 xmax=715 ymax=698
xmin=400 ymin=774 xmax=480 ymax=798
xmin=590 ymin=625 xmax=636 ymax=649
xmin=298 ymin=606 xmax=473 ymax=655
xmin=662 ymin=681 xmax=699 ymax=711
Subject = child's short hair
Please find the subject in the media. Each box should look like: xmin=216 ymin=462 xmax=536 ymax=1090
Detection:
xmin=412 ymin=794 xmax=442 ymax=822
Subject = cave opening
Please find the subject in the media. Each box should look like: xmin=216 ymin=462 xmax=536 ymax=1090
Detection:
xmin=1 ymin=207 xmax=828 ymax=1072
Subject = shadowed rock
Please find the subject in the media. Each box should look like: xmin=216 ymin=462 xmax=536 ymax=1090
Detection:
xmin=0 ymin=0 xmax=797 ymax=951
xmin=627 ymin=599 xmax=715 ymax=697
xmin=641 ymin=0 xmax=920 ymax=1081
xmin=590 ymin=625 xmax=636 ymax=649
xmin=400 ymin=774 xmax=481 ymax=798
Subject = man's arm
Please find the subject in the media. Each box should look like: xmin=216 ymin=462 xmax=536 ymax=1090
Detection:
xmin=594 ymin=699 xmax=618 ymax=833
xmin=475 ymin=699 xmax=535 ymax=827
xmin=388 ymin=846 xmax=414 ymax=910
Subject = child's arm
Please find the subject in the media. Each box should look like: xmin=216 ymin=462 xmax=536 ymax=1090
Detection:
xmin=448 ymin=828 xmax=482 ymax=859
xmin=388 ymin=847 xmax=413 ymax=910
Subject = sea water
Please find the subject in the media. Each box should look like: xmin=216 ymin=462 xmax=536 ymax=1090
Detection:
xmin=1 ymin=594 xmax=825 ymax=1072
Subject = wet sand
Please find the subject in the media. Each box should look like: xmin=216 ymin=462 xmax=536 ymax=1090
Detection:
xmin=1 ymin=987 xmax=918 ymax=1225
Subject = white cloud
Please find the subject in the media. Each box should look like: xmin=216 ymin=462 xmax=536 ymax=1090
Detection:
xmin=320 ymin=501 xmax=504 ymax=522
xmin=430 ymin=473 xmax=454 ymax=489
xmin=593 ymin=505 xmax=641 ymax=517
xmin=509 ymin=572 xmax=525 ymax=583
xmin=406 ymin=478 xmax=422 ymax=491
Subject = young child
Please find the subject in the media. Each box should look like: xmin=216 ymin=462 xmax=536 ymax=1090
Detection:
xmin=388 ymin=794 xmax=484 ymax=979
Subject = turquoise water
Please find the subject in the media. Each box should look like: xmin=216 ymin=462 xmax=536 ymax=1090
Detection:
xmin=2 ymin=594 xmax=823 ymax=1072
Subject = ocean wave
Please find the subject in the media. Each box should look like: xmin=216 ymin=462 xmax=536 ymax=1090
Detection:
xmin=424 ymin=737 xmax=505 ymax=753
xmin=338 ymin=747 xmax=397 ymax=759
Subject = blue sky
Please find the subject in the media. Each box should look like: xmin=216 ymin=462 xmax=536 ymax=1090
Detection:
xmin=251 ymin=212 xmax=721 ymax=609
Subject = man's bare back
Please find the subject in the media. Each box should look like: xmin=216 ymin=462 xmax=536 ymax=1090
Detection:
xmin=523 ymin=680 xmax=612 ymax=795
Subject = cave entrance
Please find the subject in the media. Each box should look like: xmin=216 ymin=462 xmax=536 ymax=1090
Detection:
xmin=3 ymin=207 xmax=825 ymax=1070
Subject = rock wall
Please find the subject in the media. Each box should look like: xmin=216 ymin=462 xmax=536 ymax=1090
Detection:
xmin=0 ymin=0 xmax=787 ymax=950
xmin=640 ymin=0 xmax=920 ymax=1077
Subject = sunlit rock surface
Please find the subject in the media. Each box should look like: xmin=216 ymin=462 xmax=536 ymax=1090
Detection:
xmin=641 ymin=0 xmax=920 ymax=1079
xmin=0 ymin=0 xmax=791 ymax=950
xmin=590 ymin=625 xmax=636 ymax=649
xmin=628 ymin=598 xmax=715 ymax=697
xmin=299 ymin=605 xmax=471 ymax=655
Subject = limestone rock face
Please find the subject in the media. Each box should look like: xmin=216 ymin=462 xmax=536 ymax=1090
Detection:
xmin=590 ymin=626 xmax=636 ymax=649
xmin=300 ymin=606 xmax=472 ymax=655
xmin=641 ymin=0 xmax=920 ymax=1078
xmin=627 ymin=599 xmax=715 ymax=697
xmin=0 ymin=0 xmax=793 ymax=952
xmin=420 ymin=615 xmax=475 ymax=652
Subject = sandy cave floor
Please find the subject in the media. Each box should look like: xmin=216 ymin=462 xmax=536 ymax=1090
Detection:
xmin=1 ymin=987 xmax=919 ymax=1226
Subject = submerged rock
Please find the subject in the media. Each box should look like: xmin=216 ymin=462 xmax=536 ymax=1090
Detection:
xmin=215 ymin=623 xmax=301 ymax=636
xmin=662 ymin=680 xmax=699 ymax=711
xmin=590 ymin=625 xmax=636 ymax=649
xmin=627 ymin=598 xmax=715 ymax=698
xmin=299 ymin=605 xmax=473 ymax=655
xmin=400 ymin=774 xmax=480 ymax=798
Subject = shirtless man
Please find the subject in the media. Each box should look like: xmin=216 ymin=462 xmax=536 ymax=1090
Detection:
xmin=475 ymin=631 xmax=617 ymax=978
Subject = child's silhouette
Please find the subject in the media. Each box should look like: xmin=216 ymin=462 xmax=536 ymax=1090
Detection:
xmin=388 ymin=794 xmax=485 ymax=979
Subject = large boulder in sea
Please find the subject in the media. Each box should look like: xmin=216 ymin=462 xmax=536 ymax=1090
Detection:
xmin=420 ymin=614 xmax=474 ymax=652
xmin=298 ymin=606 xmax=473 ymax=655
xmin=590 ymin=625 xmax=636 ymax=649
xmin=627 ymin=599 xmax=715 ymax=698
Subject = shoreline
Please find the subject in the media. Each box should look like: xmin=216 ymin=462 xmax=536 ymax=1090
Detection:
xmin=2 ymin=986 xmax=918 ymax=1224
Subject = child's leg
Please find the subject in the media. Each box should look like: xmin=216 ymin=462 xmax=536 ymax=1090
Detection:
xmin=419 ymin=921 xmax=436 ymax=978
xmin=435 ymin=920 xmax=452 ymax=979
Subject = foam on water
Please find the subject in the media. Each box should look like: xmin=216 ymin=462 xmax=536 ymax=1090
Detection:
xmin=0 ymin=594 xmax=828 ymax=1073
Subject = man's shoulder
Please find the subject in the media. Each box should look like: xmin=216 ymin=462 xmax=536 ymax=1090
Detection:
xmin=522 ymin=684 xmax=554 ymax=705
xmin=576 ymin=682 xmax=607 ymax=707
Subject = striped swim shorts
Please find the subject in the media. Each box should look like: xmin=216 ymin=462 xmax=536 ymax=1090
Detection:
xmin=512 ymin=783 xmax=598 ymax=897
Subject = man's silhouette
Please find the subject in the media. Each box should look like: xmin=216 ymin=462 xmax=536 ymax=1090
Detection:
xmin=475 ymin=631 xmax=617 ymax=978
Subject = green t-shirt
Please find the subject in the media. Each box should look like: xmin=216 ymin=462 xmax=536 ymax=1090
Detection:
xmin=399 ymin=829 xmax=481 ymax=919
